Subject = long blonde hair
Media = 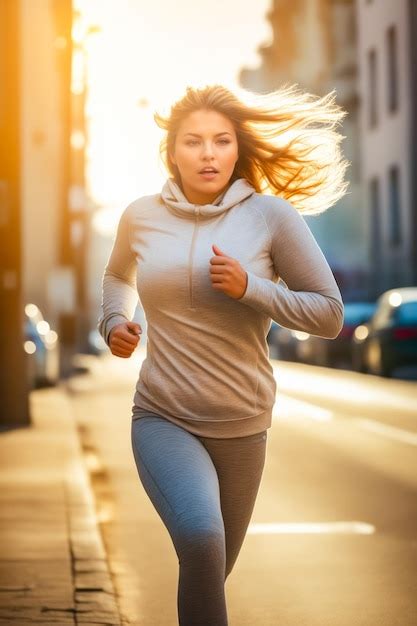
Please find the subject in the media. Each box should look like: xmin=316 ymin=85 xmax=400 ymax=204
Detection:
xmin=154 ymin=83 xmax=350 ymax=215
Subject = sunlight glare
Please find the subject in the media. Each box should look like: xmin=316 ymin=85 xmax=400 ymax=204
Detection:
xmin=248 ymin=521 xmax=376 ymax=535
xmin=74 ymin=0 xmax=272 ymax=208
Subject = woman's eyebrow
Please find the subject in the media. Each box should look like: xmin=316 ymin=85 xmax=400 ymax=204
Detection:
xmin=183 ymin=132 xmax=232 ymax=137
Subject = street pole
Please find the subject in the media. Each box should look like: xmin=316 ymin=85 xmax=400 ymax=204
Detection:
xmin=0 ymin=0 xmax=30 ymax=429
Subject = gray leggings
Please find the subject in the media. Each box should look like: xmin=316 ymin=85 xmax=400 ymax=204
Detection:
xmin=130 ymin=414 xmax=268 ymax=626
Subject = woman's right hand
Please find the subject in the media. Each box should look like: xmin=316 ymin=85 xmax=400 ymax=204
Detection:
xmin=108 ymin=321 xmax=142 ymax=358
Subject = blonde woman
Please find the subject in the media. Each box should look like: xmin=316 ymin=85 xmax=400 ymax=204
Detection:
xmin=98 ymin=83 xmax=348 ymax=626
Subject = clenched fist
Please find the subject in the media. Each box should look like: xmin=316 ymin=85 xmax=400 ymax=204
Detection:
xmin=108 ymin=321 xmax=142 ymax=358
xmin=209 ymin=243 xmax=248 ymax=299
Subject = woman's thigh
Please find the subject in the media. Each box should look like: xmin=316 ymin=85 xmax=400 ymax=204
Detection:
xmin=130 ymin=416 xmax=226 ymax=546
xmin=198 ymin=430 xmax=268 ymax=577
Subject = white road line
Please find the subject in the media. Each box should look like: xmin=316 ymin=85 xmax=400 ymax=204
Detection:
xmin=248 ymin=521 xmax=375 ymax=535
xmin=271 ymin=362 xmax=417 ymax=413
xmin=274 ymin=393 xmax=417 ymax=447
xmin=274 ymin=394 xmax=333 ymax=422
xmin=356 ymin=418 xmax=417 ymax=447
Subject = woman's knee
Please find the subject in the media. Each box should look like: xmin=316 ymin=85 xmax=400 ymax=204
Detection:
xmin=174 ymin=514 xmax=226 ymax=559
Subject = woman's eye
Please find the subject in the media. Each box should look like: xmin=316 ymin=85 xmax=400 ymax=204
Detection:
xmin=185 ymin=139 xmax=230 ymax=146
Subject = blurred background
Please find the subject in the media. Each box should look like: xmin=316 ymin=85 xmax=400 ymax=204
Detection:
xmin=1 ymin=2 xmax=417 ymax=624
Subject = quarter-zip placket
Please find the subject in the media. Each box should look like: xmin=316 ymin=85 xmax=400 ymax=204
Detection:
xmin=188 ymin=205 xmax=201 ymax=310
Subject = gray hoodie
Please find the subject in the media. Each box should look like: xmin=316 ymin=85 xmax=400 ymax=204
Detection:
xmin=97 ymin=177 xmax=344 ymax=438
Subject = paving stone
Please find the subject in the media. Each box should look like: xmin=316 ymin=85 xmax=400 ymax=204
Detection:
xmin=75 ymin=612 xmax=121 ymax=621
xmin=0 ymin=386 xmax=122 ymax=624
xmin=74 ymin=559 xmax=108 ymax=574
xmin=0 ymin=606 xmax=75 ymax=623
xmin=75 ymin=570 xmax=114 ymax=594
xmin=77 ymin=622 xmax=121 ymax=626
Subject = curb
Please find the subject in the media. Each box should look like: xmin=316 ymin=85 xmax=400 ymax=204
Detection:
xmin=54 ymin=384 xmax=123 ymax=625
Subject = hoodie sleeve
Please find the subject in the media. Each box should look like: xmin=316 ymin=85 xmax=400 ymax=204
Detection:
xmin=97 ymin=203 xmax=138 ymax=346
xmin=238 ymin=198 xmax=344 ymax=339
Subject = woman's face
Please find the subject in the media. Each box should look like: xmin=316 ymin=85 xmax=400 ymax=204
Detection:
xmin=169 ymin=108 xmax=239 ymax=205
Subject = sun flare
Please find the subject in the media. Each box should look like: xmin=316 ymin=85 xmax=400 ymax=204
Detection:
xmin=72 ymin=0 xmax=271 ymax=226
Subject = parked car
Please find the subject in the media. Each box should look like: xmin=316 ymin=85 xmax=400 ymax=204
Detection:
xmin=351 ymin=287 xmax=417 ymax=377
xmin=24 ymin=303 xmax=60 ymax=388
xmin=267 ymin=320 xmax=308 ymax=362
xmin=296 ymin=301 xmax=377 ymax=367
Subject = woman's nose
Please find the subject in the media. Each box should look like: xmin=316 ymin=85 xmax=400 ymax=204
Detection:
xmin=201 ymin=142 xmax=215 ymax=156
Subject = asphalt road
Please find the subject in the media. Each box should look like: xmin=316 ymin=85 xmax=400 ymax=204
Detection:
xmin=66 ymin=349 xmax=417 ymax=626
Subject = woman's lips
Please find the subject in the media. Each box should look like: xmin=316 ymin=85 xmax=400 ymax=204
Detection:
xmin=199 ymin=171 xmax=218 ymax=180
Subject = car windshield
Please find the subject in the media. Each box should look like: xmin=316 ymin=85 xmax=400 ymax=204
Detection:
xmin=343 ymin=303 xmax=376 ymax=325
xmin=394 ymin=301 xmax=417 ymax=325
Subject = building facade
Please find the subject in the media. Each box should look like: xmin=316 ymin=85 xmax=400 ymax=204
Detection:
xmin=356 ymin=0 xmax=416 ymax=295
xmin=0 ymin=0 xmax=74 ymax=426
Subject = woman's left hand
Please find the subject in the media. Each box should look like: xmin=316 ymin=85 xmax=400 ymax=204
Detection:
xmin=209 ymin=244 xmax=248 ymax=299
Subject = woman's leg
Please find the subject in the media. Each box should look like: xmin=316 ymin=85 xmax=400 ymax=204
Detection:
xmin=198 ymin=430 xmax=268 ymax=580
xmin=130 ymin=415 xmax=229 ymax=626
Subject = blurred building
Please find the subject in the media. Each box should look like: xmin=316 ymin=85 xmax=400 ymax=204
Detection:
xmin=411 ymin=0 xmax=417 ymax=284
xmin=0 ymin=0 xmax=76 ymax=427
xmin=239 ymin=0 xmax=369 ymax=301
xmin=70 ymin=15 xmax=102 ymax=355
xmin=17 ymin=1 xmax=96 ymax=374
xmin=20 ymin=0 xmax=76 ymax=376
xmin=355 ymin=0 xmax=417 ymax=294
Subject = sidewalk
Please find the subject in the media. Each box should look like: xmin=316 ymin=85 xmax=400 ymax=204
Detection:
xmin=0 ymin=382 xmax=122 ymax=625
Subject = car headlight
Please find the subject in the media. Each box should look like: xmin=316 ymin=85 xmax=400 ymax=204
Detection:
xmin=24 ymin=341 xmax=37 ymax=354
xmin=354 ymin=325 xmax=369 ymax=341
xmin=293 ymin=331 xmax=310 ymax=341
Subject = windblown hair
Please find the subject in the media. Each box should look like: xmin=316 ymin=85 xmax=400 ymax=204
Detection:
xmin=154 ymin=83 xmax=350 ymax=215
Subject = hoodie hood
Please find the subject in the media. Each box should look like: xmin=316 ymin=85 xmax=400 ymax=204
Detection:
xmin=161 ymin=177 xmax=256 ymax=219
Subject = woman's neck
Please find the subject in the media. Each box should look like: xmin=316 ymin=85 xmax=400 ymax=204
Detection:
xmin=177 ymin=179 xmax=231 ymax=205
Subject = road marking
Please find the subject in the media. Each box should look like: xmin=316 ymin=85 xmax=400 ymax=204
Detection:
xmin=275 ymin=393 xmax=417 ymax=447
xmin=248 ymin=521 xmax=375 ymax=535
xmin=356 ymin=418 xmax=417 ymax=447
xmin=271 ymin=361 xmax=417 ymax=414
xmin=274 ymin=394 xmax=333 ymax=422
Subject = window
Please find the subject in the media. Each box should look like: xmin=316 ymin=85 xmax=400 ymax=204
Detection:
xmin=368 ymin=48 xmax=378 ymax=128
xmin=369 ymin=177 xmax=382 ymax=263
xmin=395 ymin=302 xmax=417 ymax=325
xmin=386 ymin=25 xmax=398 ymax=113
xmin=388 ymin=166 xmax=402 ymax=246
xmin=343 ymin=303 xmax=377 ymax=325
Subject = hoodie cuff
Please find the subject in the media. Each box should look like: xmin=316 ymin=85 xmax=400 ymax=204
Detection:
xmin=238 ymin=270 xmax=272 ymax=312
xmin=103 ymin=314 xmax=129 ymax=346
